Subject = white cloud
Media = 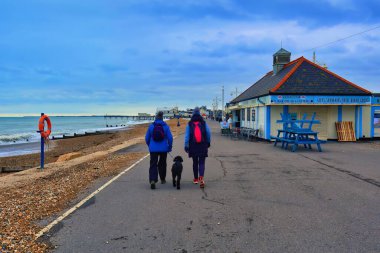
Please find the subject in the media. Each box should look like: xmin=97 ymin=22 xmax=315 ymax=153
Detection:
xmin=322 ymin=0 xmax=356 ymax=9
xmin=159 ymin=19 xmax=380 ymax=91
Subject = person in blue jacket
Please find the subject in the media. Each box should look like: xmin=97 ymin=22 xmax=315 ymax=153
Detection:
xmin=184 ymin=107 xmax=211 ymax=188
xmin=145 ymin=111 xmax=173 ymax=189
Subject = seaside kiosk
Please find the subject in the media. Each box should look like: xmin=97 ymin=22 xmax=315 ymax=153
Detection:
xmin=227 ymin=48 xmax=375 ymax=140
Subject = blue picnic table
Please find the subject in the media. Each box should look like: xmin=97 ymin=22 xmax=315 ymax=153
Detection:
xmin=272 ymin=113 xmax=324 ymax=152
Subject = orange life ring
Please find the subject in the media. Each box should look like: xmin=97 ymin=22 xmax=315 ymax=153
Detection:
xmin=38 ymin=115 xmax=52 ymax=139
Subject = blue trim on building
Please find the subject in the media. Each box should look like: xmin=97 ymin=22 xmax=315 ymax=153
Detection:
xmin=371 ymin=106 xmax=375 ymax=138
xmin=337 ymin=105 xmax=343 ymax=122
xmin=283 ymin=105 xmax=289 ymax=115
xmin=359 ymin=106 xmax=362 ymax=138
xmin=282 ymin=105 xmax=289 ymax=132
xmin=265 ymin=106 xmax=271 ymax=140
xmin=370 ymin=106 xmax=380 ymax=138
xmin=355 ymin=106 xmax=359 ymax=139
xmin=371 ymin=96 xmax=380 ymax=105
xmin=271 ymin=95 xmax=371 ymax=105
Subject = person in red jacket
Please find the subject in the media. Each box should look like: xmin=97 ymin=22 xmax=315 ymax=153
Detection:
xmin=184 ymin=107 xmax=211 ymax=188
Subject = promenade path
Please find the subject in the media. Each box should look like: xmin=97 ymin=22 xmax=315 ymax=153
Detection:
xmin=47 ymin=120 xmax=380 ymax=252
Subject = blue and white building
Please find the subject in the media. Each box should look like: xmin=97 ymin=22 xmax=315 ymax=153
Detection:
xmin=227 ymin=48 xmax=379 ymax=140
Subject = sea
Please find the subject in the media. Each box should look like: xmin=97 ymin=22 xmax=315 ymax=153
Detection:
xmin=0 ymin=116 xmax=152 ymax=157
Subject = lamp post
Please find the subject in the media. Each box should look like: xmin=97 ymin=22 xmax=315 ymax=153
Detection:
xmin=221 ymin=85 xmax=225 ymax=119
xmin=230 ymin=87 xmax=240 ymax=99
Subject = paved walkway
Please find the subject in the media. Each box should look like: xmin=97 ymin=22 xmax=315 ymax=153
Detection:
xmin=47 ymin=120 xmax=380 ymax=253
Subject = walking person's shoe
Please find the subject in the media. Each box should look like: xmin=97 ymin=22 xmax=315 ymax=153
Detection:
xmin=150 ymin=181 xmax=156 ymax=190
xmin=161 ymin=179 xmax=166 ymax=184
xmin=199 ymin=176 xmax=205 ymax=188
xmin=193 ymin=178 xmax=199 ymax=184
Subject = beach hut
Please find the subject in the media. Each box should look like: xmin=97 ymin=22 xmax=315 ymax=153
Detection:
xmin=227 ymin=48 xmax=375 ymax=140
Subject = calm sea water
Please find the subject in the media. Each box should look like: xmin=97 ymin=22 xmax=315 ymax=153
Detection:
xmin=0 ymin=116 xmax=151 ymax=145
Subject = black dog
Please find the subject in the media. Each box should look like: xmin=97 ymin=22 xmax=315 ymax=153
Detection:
xmin=171 ymin=156 xmax=183 ymax=190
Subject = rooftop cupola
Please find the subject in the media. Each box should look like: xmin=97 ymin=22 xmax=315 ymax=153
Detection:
xmin=273 ymin=48 xmax=291 ymax=75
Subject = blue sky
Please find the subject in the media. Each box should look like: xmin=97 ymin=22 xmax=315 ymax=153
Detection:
xmin=1 ymin=0 xmax=380 ymax=115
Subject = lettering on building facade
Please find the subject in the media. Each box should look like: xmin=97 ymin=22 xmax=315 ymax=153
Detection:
xmin=270 ymin=95 xmax=371 ymax=105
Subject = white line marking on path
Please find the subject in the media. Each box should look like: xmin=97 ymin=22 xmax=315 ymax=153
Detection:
xmin=35 ymin=153 xmax=150 ymax=239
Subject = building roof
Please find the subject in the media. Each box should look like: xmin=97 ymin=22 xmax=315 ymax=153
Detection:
xmin=273 ymin=48 xmax=291 ymax=56
xmin=231 ymin=56 xmax=371 ymax=103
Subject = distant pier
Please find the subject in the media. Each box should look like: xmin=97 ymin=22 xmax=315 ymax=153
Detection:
xmin=104 ymin=115 xmax=156 ymax=121
xmin=103 ymin=115 xmax=172 ymax=128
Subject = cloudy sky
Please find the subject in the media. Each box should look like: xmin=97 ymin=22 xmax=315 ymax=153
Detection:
xmin=1 ymin=0 xmax=379 ymax=115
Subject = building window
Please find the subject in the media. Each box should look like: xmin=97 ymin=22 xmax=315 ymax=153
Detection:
xmin=252 ymin=108 xmax=256 ymax=122
xmin=241 ymin=109 xmax=245 ymax=121
xmin=247 ymin=108 xmax=251 ymax=121
xmin=374 ymin=113 xmax=380 ymax=128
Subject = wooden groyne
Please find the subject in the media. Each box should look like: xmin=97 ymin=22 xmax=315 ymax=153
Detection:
xmin=1 ymin=166 xmax=33 ymax=173
xmin=105 ymin=124 xmax=128 ymax=128
xmin=52 ymin=131 xmax=108 ymax=140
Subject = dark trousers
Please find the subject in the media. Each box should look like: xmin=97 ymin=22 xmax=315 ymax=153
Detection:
xmin=192 ymin=156 xmax=206 ymax=179
xmin=149 ymin=152 xmax=167 ymax=182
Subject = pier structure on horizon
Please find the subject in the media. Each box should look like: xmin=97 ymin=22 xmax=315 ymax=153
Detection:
xmin=103 ymin=114 xmax=172 ymax=128
xmin=103 ymin=115 xmax=172 ymax=121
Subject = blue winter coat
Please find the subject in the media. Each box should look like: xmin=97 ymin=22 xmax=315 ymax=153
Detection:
xmin=145 ymin=120 xmax=173 ymax=153
xmin=184 ymin=115 xmax=211 ymax=157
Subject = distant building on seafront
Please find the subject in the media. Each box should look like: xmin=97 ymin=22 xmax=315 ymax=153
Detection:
xmin=138 ymin=113 xmax=152 ymax=117
xmin=178 ymin=109 xmax=192 ymax=118
xmin=156 ymin=107 xmax=179 ymax=118
xmin=176 ymin=106 xmax=211 ymax=118
xmin=199 ymin=106 xmax=209 ymax=118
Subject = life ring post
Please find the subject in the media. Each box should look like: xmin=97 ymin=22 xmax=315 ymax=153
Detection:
xmin=37 ymin=112 xmax=53 ymax=171
xmin=40 ymin=113 xmax=45 ymax=170
xmin=37 ymin=113 xmax=52 ymax=171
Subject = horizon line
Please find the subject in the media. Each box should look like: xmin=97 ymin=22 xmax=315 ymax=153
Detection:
xmin=0 ymin=113 xmax=155 ymax=117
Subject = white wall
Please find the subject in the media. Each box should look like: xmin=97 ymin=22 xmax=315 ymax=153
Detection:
xmin=270 ymin=106 xmax=283 ymax=139
xmin=257 ymin=106 xmax=265 ymax=138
